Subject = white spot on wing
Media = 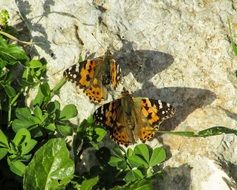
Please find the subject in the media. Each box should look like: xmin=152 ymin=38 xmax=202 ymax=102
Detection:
xmin=158 ymin=100 xmax=163 ymax=109
xmin=75 ymin=65 xmax=80 ymax=73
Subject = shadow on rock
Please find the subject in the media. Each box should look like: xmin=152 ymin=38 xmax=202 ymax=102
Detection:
xmin=217 ymin=159 xmax=237 ymax=189
xmin=154 ymin=164 xmax=192 ymax=190
xmin=114 ymin=40 xmax=174 ymax=83
xmin=135 ymin=85 xmax=216 ymax=131
xmin=114 ymin=40 xmax=216 ymax=131
xmin=15 ymin=0 xmax=58 ymax=58
xmin=221 ymin=108 xmax=237 ymax=122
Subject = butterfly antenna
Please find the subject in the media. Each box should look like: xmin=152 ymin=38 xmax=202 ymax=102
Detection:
xmin=91 ymin=32 xmax=107 ymax=52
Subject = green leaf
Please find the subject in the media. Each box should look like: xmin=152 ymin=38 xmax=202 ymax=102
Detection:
xmin=32 ymin=83 xmax=51 ymax=106
xmin=111 ymin=146 xmax=125 ymax=158
xmin=12 ymin=128 xmax=37 ymax=155
xmin=33 ymin=106 xmax=43 ymax=121
xmin=51 ymin=78 xmax=67 ymax=95
xmin=197 ymin=126 xmax=237 ymax=137
xmin=45 ymin=123 xmax=56 ymax=131
xmin=40 ymin=82 xmax=51 ymax=96
xmin=133 ymin=144 xmax=150 ymax=164
xmin=31 ymin=86 xmax=45 ymax=106
xmin=7 ymin=158 xmax=26 ymax=176
xmin=12 ymin=108 xmax=37 ymax=132
xmin=60 ymin=104 xmax=78 ymax=120
xmin=12 ymin=118 xmax=36 ymax=132
xmin=0 ymin=57 xmax=7 ymax=69
xmin=124 ymin=169 xmax=144 ymax=182
xmin=21 ymin=139 xmax=37 ymax=155
xmin=0 ymin=148 xmax=8 ymax=160
xmin=86 ymin=115 xmax=94 ymax=125
xmin=57 ymin=124 xmax=73 ymax=136
xmin=4 ymin=84 xmax=16 ymax=98
xmin=80 ymin=176 xmax=99 ymax=190
xmin=127 ymin=148 xmax=133 ymax=157
xmin=128 ymin=155 xmax=148 ymax=168
xmin=149 ymin=147 xmax=166 ymax=167
xmin=15 ymin=107 xmax=32 ymax=120
xmin=12 ymin=128 xmax=31 ymax=146
xmin=0 ymin=9 xmax=10 ymax=27
xmin=23 ymin=138 xmax=74 ymax=190
xmin=109 ymin=156 xmax=124 ymax=167
xmin=0 ymin=129 xmax=9 ymax=148
xmin=47 ymin=101 xmax=60 ymax=114
xmin=0 ymin=36 xmax=28 ymax=62
xmin=27 ymin=60 xmax=43 ymax=68
xmin=0 ymin=130 xmax=9 ymax=159
xmin=94 ymin=127 xmax=107 ymax=142
xmin=113 ymin=177 xmax=153 ymax=190
xmin=159 ymin=126 xmax=237 ymax=137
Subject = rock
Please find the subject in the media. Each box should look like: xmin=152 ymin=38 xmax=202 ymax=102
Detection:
xmin=2 ymin=0 xmax=237 ymax=189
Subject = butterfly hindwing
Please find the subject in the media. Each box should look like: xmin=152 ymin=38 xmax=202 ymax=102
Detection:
xmin=94 ymin=98 xmax=135 ymax=146
xmin=111 ymin=122 xmax=134 ymax=146
xmin=84 ymin=81 xmax=107 ymax=103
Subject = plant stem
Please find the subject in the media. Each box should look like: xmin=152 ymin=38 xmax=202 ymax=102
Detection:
xmin=0 ymin=31 xmax=33 ymax=45
xmin=10 ymin=91 xmax=22 ymax=106
xmin=8 ymin=99 xmax=11 ymax=127
xmin=50 ymin=77 xmax=67 ymax=97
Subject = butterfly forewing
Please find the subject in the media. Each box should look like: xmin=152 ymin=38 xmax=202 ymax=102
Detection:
xmin=110 ymin=59 xmax=121 ymax=89
xmin=94 ymin=101 xmax=119 ymax=129
xmin=132 ymin=98 xmax=175 ymax=142
xmin=140 ymin=98 xmax=175 ymax=127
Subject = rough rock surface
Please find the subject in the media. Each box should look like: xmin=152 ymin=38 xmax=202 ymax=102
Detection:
xmin=2 ymin=0 xmax=237 ymax=189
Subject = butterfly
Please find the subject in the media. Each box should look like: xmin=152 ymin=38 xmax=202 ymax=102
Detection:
xmin=63 ymin=50 xmax=121 ymax=103
xmin=93 ymin=89 xmax=175 ymax=146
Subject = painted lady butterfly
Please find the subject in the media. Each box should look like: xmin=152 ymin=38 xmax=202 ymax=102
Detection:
xmin=63 ymin=50 xmax=121 ymax=103
xmin=94 ymin=89 xmax=175 ymax=146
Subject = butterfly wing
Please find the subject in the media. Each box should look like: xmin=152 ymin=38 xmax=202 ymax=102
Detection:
xmin=64 ymin=52 xmax=120 ymax=103
xmin=63 ymin=59 xmax=98 ymax=88
xmin=110 ymin=58 xmax=121 ymax=89
xmin=133 ymin=98 xmax=175 ymax=142
xmin=94 ymin=99 xmax=135 ymax=146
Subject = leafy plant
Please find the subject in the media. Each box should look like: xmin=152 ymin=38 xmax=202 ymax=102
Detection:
xmin=0 ymin=36 xmax=45 ymax=128
xmin=0 ymin=9 xmax=9 ymax=28
xmin=0 ymin=9 xmax=75 ymax=189
xmin=0 ymin=128 xmax=37 ymax=176
xmin=12 ymin=94 xmax=77 ymax=137
xmin=109 ymin=144 xmax=165 ymax=183
xmin=23 ymin=138 xmax=74 ymax=190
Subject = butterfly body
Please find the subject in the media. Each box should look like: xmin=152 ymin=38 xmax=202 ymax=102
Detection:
xmin=94 ymin=90 xmax=175 ymax=146
xmin=63 ymin=50 xmax=120 ymax=103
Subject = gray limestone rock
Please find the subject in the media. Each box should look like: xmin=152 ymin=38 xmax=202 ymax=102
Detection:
xmin=2 ymin=0 xmax=237 ymax=189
